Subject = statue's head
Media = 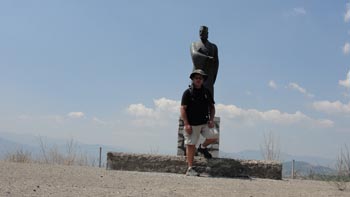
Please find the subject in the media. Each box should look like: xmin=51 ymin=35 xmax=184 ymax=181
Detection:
xmin=199 ymin=26 xmax=208 ymax=41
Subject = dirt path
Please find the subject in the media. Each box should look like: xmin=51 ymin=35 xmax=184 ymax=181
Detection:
xmin=0 ymin=161 xmax=349 ymax=197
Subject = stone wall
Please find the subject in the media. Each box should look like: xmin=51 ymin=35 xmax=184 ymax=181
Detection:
xmin=177 ymin=117 xmax=220 ymax=157
xmin=107 ymin=152 xmax=282 ymax=180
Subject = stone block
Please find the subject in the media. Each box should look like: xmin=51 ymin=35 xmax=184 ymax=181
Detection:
xmin=107 ymin=152 xmax=282 ymax=180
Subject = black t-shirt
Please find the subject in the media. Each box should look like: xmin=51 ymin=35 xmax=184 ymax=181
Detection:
xmin=181 ymin=86 xmax=215 ymax=126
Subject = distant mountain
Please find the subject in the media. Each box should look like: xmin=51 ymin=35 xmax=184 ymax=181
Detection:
xmin=220 ymin=150 xmax=264 ymax=160
xmin=282 ymin=161 xmax=336 ymax=177
xmin=220 ymin=150 xmax=335 ymax=167
xmin=219 ymin=150 xmax=337 ymax=178
xmin=0 ymin=137 xmax=38 ymax=159
xmin=0 ymin=137 xmax=21 ymax=151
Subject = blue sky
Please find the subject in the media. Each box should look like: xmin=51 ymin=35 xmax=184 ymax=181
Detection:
xmin=1 ymin=0 xmax=350 ymax=159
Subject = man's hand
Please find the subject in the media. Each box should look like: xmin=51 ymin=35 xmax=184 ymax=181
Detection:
xmin=184 ymin=124 xmax=192 ymax=135
xmin=208 ymin=120 xmax=214 ymax=128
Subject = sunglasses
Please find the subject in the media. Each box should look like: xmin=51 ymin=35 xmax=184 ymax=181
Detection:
xmin=194 ymin=76 xmax=203 ymax=80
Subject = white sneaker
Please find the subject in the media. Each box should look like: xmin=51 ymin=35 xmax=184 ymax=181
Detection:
xmin=186 ymin=167 xmax=199 ymax=176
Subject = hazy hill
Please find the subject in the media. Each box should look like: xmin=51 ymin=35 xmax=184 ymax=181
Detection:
xmin=220 ymin=150 xmax=337 ymax=177
xmin=0 ymin=137 xmax=38 ymax=158
xmin=220 ymin=150 xmax=335 ymax=167
xmin=283 ymin=160 xmax=336 ymax=177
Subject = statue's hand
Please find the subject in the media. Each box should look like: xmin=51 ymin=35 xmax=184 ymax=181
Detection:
xmin=208 ymin=56 xmax=214 ymax=61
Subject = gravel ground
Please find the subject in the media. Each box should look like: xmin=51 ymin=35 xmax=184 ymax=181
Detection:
xmin=0 ymin=161 xmax=349 ymax=197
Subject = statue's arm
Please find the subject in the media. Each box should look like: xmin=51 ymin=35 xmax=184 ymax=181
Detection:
xmin=215 ymin=45 xmax=219 ymax=64
xmin=212 ymin=45 xmax=219 ymax=83
xmin=190 ymin=42 xmax=209 ymax=59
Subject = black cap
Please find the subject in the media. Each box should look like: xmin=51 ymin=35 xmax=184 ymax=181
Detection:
xmin=190 ymin=69 xmax=208 ymax=80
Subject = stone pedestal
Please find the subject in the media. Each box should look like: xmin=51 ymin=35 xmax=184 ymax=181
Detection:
xmin=177 ymin=117 xmax=220 ymax=157
xmin=107 ymin=152 xmax=282 ymax=180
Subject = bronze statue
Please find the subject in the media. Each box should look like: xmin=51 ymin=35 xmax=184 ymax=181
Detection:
xmin=190 ymin=26 xmax=219 ymax=98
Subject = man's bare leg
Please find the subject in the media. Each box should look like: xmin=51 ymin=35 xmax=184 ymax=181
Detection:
xmin=186 ymin=145 xmax=195 ymax=167
xmin=202 ymin=138 xmax=217 ymax=148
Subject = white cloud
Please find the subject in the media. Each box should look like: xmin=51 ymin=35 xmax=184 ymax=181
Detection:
xmin=127 ymin=104 xmax=155 ymax=117
xmin=127 ymin=98 xmax=333 ymax=128
xmin=127 ymin=98 xmax=180 ymax=118
xmin=216 ymin=104 xmax=333 ymax=128
xmin=345 ymin=3 xmax=350 ymax=23
xmin=343 ymin=42 xmax=350 ymax=55
xmin=153 ymin=97 xmax=180 ymax=114
xmin=284 ymin=7 xmax=307 ymax=17
xmin=127 ymin=98 xmax=180 ymax=127
xmin=313 ymin=100 xmax=350 ymax=114
xmin=288 ymin=82 xmax=314 ymax=98
xmin=67 ymin=112 xmax=85 ymax=119
xmin=293 ymin=7 xmax=306 ymax=16
xmin=339 ymin=70 xmax=350 ymax=88
xmin=289 ymin=82 xmax=306 ymax=93
xmin=92 ymin=117 xmax=107 ymax=125
xmin=268 ymin=80 xmax=278 ymax=89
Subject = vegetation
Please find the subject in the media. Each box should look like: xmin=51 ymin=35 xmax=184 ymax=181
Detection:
xmin=260 ymin=131 xmax=280 ymax=161
xmin=331 ymin=144 xmax=350 ymax=191
xmin=285 ymin=145 xmax=350 ymax=191
xmin=5 ymin=148 xmax=32 ymax=163
xmin=4 ymin=137 xmax=97 ymax=167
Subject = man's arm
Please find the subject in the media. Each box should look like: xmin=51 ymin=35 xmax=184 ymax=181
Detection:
xmin=180 ymin=105 xmax=189 ymax=125
xmin=208 ymin=103 xmax=215 ymax=128
xmin=209 ymin=104 xmax=215 ymax=121
xmin=180 ymin=105 xmax=192 ymax=134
